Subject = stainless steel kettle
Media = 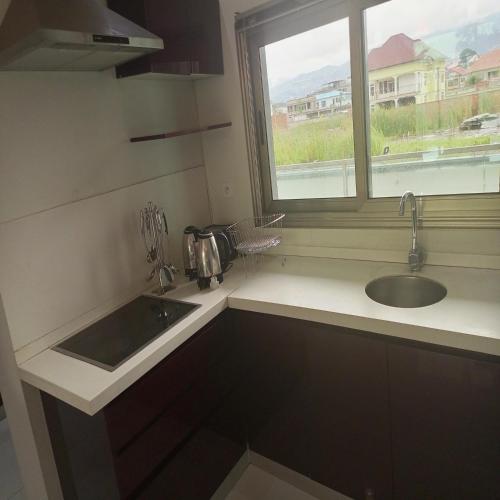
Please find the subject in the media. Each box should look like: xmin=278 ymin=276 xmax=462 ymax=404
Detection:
xmin=182 ymin=226 xmax=199 ymax=280
xmin=196 ymin=230 xmax=229 ymax=290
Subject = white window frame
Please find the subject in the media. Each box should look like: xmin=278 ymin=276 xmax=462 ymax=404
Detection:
xmin=239 ymin=0 xmax=500 ymax=228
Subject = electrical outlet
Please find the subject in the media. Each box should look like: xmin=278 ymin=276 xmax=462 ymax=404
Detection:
xmin=223 ymin=183 xmax=233 ymax=198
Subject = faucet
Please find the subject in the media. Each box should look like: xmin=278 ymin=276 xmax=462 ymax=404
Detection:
xmin=158 ymin=263 xmax=178 ymax=291
xmin=399 ymin=191 xmax=425 ymax=272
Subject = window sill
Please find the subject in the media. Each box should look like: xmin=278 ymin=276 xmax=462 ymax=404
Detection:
xmin=280 ymin=195 xmax=500 ymax=229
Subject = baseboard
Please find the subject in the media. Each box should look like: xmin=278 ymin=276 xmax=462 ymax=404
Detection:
xmin=211 ymin=449 xmax=251 ymax=500
xmin=248 ymin=451 xmax=353 ymax=500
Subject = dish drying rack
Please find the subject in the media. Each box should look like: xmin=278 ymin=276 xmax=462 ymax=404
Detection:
xmin=228 ymin=213 xmax=285 ymax=270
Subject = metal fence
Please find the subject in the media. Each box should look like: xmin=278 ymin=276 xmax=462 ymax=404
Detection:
xmin=275 ymin=143 xmax=500 ymax=198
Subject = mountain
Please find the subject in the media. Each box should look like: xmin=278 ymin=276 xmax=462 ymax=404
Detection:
xmin=269 ymin=12 xmax=499 ymax=105
xmin=423 ymin=11 xmax=500 ymax=59
xmin=269 ymin=62 xmax=350 ymax=104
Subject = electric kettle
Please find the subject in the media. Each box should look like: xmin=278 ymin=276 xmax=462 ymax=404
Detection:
xmin=182 ymin=226 xmax=199 ymax=280
xmin=196 ymin=230 xmax=230 ymax=290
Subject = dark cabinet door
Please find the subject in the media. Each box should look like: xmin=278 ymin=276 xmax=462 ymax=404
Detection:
xmin=109 ymin=0 xmax=223 ymax=77
xmin=308 ymin=324 xmax=392 ymax=500
xmin=239 ymin=311 xmax=311 ymax=477
xmin=186 ymin=0 xmax=224 ymax=75
xmin=388 ymin=342 xmax=500 ymax=500
xmin=44 ymin=311 xmax=246 ymax=500
xmin=238 ymin=311 xmax=392 ymax=500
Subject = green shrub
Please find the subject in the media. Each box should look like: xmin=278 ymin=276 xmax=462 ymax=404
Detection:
xmin=271 ymin=92 xmax=500 ymax=166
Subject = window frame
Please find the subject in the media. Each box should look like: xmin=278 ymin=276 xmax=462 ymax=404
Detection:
xmin=242 ymin=0 xmax=500 ymax=228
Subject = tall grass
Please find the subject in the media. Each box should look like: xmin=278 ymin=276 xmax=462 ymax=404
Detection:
xmin=272 ymin=90 xmax=500 ymax=166
xmin=273 ymin=114 xmax=355 ymax=165
xmin=370 ymin=96 xmax=474 ymax=138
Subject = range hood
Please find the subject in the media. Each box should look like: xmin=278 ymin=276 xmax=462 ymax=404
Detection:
xmin=0 ymin=0 xmax=164 ymax=71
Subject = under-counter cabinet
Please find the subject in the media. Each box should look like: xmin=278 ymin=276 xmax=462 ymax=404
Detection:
xmin=238 ymin=311 xmax=392 ymax=500
xmin=108 ymin=0 xmax=223 ymax=78
xmin=43 ymin=311 xmax=247 ymax=500
xmin=307 ymin=323 xmax=392 ymax=499
xmin=43 ymin=310 xmax=500 ymax=500
xmin=389 ymin=341 xmax=500 ymax=500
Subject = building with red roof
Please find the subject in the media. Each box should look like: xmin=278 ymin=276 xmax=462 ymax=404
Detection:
xmin=467 ymin=48 xmax=500 ymax=85
xmin=446 ymin=65 xmax=468 ymax=91
xmin=366 ymin=33 xmax=447 ymax=108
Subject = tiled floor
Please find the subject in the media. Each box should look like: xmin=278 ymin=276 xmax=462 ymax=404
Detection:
xmin=226 ymin=465 xmax=319 ymax=500
xmin=0 ymin=416 xmax=24 ymax=500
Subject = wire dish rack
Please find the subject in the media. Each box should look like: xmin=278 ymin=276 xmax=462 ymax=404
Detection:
xmin=227 ymin=214 xmax=285 ymax=256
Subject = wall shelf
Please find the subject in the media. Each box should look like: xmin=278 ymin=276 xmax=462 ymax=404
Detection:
xmin=130 ymin=122 xmax=232 ymax=143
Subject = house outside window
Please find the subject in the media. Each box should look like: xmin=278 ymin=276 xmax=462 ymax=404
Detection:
xmin=238 ymin=0 xmax=500 ymax=226
xmin=379 ymin=79 xmax=395 ymax=94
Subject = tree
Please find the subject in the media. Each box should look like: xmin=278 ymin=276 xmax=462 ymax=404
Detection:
xmin=467 ymin=74 xmax=480 ymax=86
xmin=459 ymin=48 xmax=477 ymax=68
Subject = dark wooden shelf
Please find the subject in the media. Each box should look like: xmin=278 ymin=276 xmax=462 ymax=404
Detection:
xmin=130 ymin=122 xmax=232 ymax=143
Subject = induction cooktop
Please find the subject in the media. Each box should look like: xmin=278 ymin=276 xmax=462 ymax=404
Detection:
xmin=53 ymin=296 xmax=200 ymax=371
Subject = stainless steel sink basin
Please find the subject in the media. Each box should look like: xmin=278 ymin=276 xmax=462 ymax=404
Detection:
xmin=365 ymin=275 xmax=447 ymax=308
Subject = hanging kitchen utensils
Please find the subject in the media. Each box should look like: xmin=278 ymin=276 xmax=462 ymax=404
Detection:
xmin=139 ymin=201 xmax=177 ymax=293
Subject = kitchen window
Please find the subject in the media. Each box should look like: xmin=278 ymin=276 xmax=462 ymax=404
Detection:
xmin=237 ymin=0 xmax=500 ymax=226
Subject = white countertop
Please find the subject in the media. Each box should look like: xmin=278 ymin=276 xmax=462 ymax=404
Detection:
xmin=19 ymin=256 xmax=500 ymax=415
xmin=19 ymin=269 xmax=246 ymax=415
xmin=229 ymin=256 xmax=500 ymax=355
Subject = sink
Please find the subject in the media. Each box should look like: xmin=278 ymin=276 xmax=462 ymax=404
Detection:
xmin=365 ymin=275 xmax=447 ymax=308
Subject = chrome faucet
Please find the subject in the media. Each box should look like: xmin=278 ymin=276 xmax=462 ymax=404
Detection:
xmin=399 ymin=191 xmax=424 ymax=272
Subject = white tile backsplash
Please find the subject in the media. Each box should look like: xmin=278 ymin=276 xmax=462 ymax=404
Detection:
xmin=0 ymin=71 xmax=203 ymax=224
xmin=0 ymin=67 xmax=212 ymax=355
xmin=0 ymin=167 xmax=211 ymax=353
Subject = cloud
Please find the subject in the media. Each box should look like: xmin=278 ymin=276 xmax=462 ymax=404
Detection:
xmin=265 ymin=17 xmax=350 ymax=86
xmin=265 ymin=0 xmax=499 ymax=87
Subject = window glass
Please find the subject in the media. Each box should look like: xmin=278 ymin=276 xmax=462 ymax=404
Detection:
xmin=365 ymin=0 xmax=500 ymax=197
xmin=260 ymin=17 xmax=356 ymax=200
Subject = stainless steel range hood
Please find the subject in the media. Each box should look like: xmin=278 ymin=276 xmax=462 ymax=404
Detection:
xmin=0 ymin=0 xmax=164 ymax=71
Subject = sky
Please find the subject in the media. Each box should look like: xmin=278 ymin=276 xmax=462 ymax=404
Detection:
xmin=264 ymin=0 xmax=500 ymax=88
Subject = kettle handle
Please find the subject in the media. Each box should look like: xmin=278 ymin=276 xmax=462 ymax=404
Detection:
xmin=215 ymin=232 xmax=232 ymax=273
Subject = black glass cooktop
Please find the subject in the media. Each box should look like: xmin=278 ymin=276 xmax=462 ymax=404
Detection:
xmin=53 ymin=296 xmax=200 ymax=371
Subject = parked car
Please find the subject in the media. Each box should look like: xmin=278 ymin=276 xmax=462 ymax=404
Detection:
xmin=476 ymin=113 xmax=498 ymax=122
xmin=459 ymin=116 xmax=482 ymax=130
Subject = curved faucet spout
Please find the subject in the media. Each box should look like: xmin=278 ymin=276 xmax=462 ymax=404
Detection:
xmin=399 ymin=191 xmax=424 ymax=271
xmin=399 ymin=191 xmax=417 ymax=252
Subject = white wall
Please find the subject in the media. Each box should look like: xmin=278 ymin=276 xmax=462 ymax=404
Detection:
xmin=0 ymin=296 xmax=57 ymax=500
xmin=0 ymin=71 xmax=212 ymax=355
xmin=195 ymin=0 xmax=264 ymax=224
xmin=0 ymin=64 xmax=211 ymax=500
xmin=195 ymin=0 xmax=500 ymax=268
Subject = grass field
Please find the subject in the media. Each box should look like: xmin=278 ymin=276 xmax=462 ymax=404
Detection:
xmin=272 ymin=92 xmax=500 ymax=166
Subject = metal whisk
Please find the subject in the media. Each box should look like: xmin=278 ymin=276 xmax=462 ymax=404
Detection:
xmin=139 ymin=202 xmax=176 ymax=293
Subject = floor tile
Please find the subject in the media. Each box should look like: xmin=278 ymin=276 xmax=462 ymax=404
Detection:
xmin=226 ymin=465 xmax=319 ymax=500
xmin=0 ymin=418 xmax=24 ymax=500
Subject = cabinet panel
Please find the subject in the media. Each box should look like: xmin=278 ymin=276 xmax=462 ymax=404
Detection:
xmin=113 ymin=343 xmax=246 ymax=498
xmin=147 ymin=0 xmax=192 ymax=75
xmin=389 ymin=342 xmax=500 ymax=500
xmin=187 ymin=0 xmax=224 ymax=75
xmin=104 ymin=313 xmax=234 ymax=453
xmin=44 ymin=311 xmax=245 ymax=500
xmin=239 ymin=311 xmax=310 ymax=477
xmin=43 ymin=394 xmax=120 ymax=500
xmin=308 ymin=324 xmax=392 ymax=500
xmin=108 ymin=0 xmax=223 ymax=77
xmin=238 ymin=311 xmax=392 ymax=500
xmin=135 ymin=420 xmax=244 ymax=500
